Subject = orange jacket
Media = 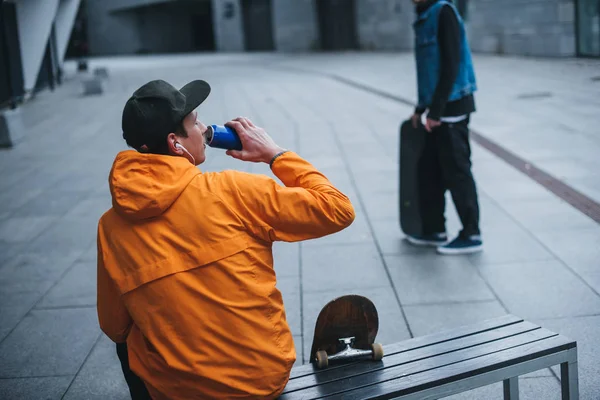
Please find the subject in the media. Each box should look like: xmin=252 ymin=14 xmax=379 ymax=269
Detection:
xmin=97 ymin=150 xmax=355 ymax=399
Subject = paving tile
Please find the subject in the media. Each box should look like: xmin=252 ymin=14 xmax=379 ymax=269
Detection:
xmin=385 ymin=254 xmax=495 ymax=305
xmin=404 ymin=301 xmax=508 ymax=337
xmin=62 ymin=335 xmax=131 ymax=400
xmin=442 ymin=377 xmax=561 ymax=400
xmin=50 ymin=171 xmax=111 ymax=194
xmin=0 ymin=252 xmax=81 ymax=283
xmin=301 ymin=243 xmax=391 ymax=293
xmin=0 ymin=280 xmax=54 ymax=342
xmin=347 ymin=157 xmax=397 ymax=174
xmin=538 ymin=316 xmax=600 ymax=400
xmin=0 ymin=181 xmax=49 ymax=214
xmin=480 ymin=260 xmax=600 ymax=319
xmin=66 ymin=194 xmax=112 ymax=221
xmin=476 ymin=194 xmax=524 ymax=233
xmin=352 ymin=170 xmax=397 ymax=194
xmin=569 ymin=176 xmax=600 ymax=204
xmin=579 ymin=271 xmax=600 ymax=295
xmin=499 ymin=197 xmax=598 ymax=233
xmin=26 ymin=215 xmax=97 ymax=257
xmin=37 ymin=262 xmax=97 ymax=309
xmin=477 ymin=177 xmax=556 ymax=201
xmin=536 ymin=227 xmax=600 ymax=274
xmin=0 ymin=308 xmax=100 ymax=377
xmin=370 ymin=219 xmax=430 ymax=255
xmin=273 ymin=242 xmax=299 ymax=277
xmin=303 ymin=213 xmax=374 ymax=247
xmin=13 ymin=190 xmax=91 ymax=218
xmin=0 ymin=376 xmax=73 ymax=400
xmin=277 ymin=276 xmax=301 ymax=334
xmin=302 ymin=155 xmax=346 ymax=171
xmin=293 ymin=336 xmax=304 ymax=366
xmin=0 ymin=241 xmax=23 ymax=266
xmin=467 ymin=226 xmax=555 ymax=266
xmin=302 ymin=287 xmax=412 ymax=362
xmin=77 ymin=241 xmax=97 ymax=263
xmin=0 ymin=216 xmax=56 ymax=243
xmin=361 ymin=191 xmax=399 ymax=221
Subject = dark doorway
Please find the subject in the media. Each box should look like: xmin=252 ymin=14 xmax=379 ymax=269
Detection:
xmin=316 ymin=0 xmax=358 ymax=51
xmin=191 ymin=1 xmax=216 ymax=51
xmin=241 ymin=0 xmax=274 ymax=51
xmin=35 ymin=24 xmax=59 ymax=93
xmin=66 ymin=0 xmax=89 ymax=59
xmin=576 ymin=0 xmax=600 ymax=56
xmin=0 ymin=1 xmax=25 ymax=109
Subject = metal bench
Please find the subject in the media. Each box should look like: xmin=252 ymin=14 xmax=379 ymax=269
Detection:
xmin=280 ymin=315 xmax=578 ymax=400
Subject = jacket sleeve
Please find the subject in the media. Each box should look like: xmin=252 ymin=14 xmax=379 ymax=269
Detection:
xmin=222 ymin=152 xmax=355 ymax=242
xmin=428 ymin=4 xmax=461 ymax=120
xmin=97 ymin=237 xmax=133 ymax=343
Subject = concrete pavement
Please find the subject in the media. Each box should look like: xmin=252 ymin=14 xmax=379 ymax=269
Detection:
xmin=0 ymin=53 xmax=599 ymax=399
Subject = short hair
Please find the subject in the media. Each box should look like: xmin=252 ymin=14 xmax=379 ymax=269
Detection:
xmin=125 ymin=120 xmax=189 ymax=155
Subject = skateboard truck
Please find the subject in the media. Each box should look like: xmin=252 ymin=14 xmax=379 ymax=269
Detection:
xmin=315 ymin=337 xmax=384 ymax=369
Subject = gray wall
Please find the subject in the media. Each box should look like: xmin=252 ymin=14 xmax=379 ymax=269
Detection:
xmin=272 ymin=0 xmax=318 ymax=52
xmin=211 ymin=0 xmax=244 ymax=52
xmin=356 ymin=0 xmax=413 ymax=51
xmin=87 ymin=0 xmax=212 ymax=55
xmin=466 ymin=0 xmax=576 ymax=57
xmin=84 ymin=0 xmax=581 ymax=58
xmin=86 ymin=0 xmax=143 ymax=55
xmin=136 ymin=6 xmax=193 ymax=54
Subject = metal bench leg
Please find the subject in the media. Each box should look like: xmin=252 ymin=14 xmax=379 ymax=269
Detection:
xmin=561 ymin=360 xmax=579 ymax=400
xmin=503 ymin=376 xmax=519 ymax=400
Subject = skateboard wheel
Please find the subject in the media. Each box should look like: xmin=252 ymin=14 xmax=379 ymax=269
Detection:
xmin=371 ymin=343 xmax=384 ymax=361
xmin=315 ymin=350 xmax=328 ymax=369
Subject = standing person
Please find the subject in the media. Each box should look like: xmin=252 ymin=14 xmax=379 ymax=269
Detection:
xmin=406 ymin=0 xmax=483 ymax=254
xmin=97 ymin=79 xmax=355 ymax=399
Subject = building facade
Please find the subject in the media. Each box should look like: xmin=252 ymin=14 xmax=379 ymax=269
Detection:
xmin=0 ymin=0 xmax=81 ymax=109
xmin=1 ymin=0 xmax=599 ymax=111
xmin=83 ymin=0 xmax=600 ymax=58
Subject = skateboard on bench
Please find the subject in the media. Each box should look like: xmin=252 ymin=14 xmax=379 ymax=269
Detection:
xmin=309 ymin=295 xmax=384 ymax=369
xmin=399 ymin=119 xmax=426 ymax=236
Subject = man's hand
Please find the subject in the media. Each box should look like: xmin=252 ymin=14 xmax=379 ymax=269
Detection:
xmin=425 ymin=118 xmax=441 ymax=132
xmin=411 ymin=113 xmax=421 ymax=129
xmin=225 ymin=117 xmax=285 ymax=164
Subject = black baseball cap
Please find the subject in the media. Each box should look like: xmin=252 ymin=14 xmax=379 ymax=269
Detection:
xmin=122 ymin=79 xmax=211 ymax=151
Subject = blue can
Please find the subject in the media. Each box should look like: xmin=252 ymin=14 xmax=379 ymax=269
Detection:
xmin=206 ymin=125 xmax=242 ymax=151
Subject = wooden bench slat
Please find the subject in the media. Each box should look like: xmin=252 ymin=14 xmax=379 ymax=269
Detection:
xmin=289 ymin=314 xmax=524 ymax=379
xmin=331 ymin=336 xmax=575 ymax=400
xmin=280 ymin=328 xmax=567 ymax=399
xmin=282 ymin=321 xmax=540 ymax=393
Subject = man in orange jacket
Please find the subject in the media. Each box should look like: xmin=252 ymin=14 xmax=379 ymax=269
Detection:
xmin=97 ymin=79 xmax=355 ymax=399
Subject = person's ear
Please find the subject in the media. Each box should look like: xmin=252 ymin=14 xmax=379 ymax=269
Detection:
xmin=166 ymin=132 xmax=182 ymax=155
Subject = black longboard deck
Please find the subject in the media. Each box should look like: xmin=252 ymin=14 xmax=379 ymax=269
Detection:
xmin=399 ymin=120 xmax=426 ymax=236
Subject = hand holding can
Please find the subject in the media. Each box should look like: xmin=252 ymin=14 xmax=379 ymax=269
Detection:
xmin=205 ymin=125 xmax=243 ymax=151
xmin=223 ymin=117 xmax=285 ymax=164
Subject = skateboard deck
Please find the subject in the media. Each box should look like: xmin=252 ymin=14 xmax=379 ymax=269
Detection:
xmin=399 ymin=120 xmax=426 ymax=236
xmin=309 ymin=295 xmax=383 ymax=368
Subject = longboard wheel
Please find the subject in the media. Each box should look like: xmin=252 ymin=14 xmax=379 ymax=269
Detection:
xmin=371 ymin=343 xmax=384 ymax=361
xmin=315 ymin=350 xmax=328 ymax=369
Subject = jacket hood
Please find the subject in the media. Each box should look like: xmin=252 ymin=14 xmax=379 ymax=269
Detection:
xmin=109 ymin=150 xmax=201 ymax=220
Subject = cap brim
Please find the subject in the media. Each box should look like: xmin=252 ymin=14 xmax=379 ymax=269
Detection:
xmin=180 ymin=80 xmax=211 ymax=116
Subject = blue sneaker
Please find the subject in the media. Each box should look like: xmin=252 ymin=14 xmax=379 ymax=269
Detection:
xmin=406 ymin=233 xmax=448 ymax=247
xmin=437 ymin=235 xmax=483 ymax=255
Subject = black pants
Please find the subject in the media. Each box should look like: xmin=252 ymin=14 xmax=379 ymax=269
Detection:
xmin=116 ymin=343 xmax=152 ymax=400
xmin=417 ymin=118 xmax=480 ymax=237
